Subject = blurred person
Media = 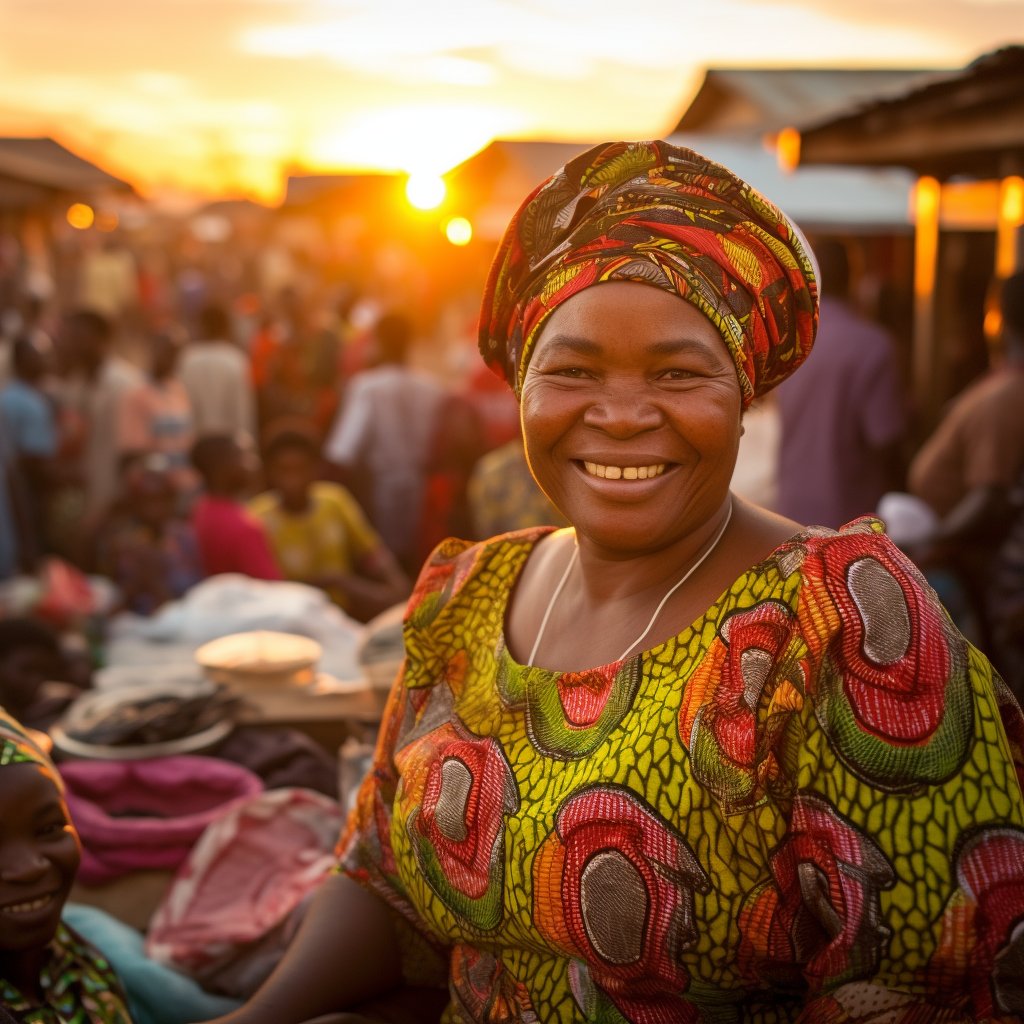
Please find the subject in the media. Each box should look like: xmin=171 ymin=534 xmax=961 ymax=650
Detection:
xmin=178 ymin=303 xmax=256 ymax=440
xmin=95 ymin=453 xmax=203 ymax=616
xmin=323 ymin=312 xmax=444 ymax=573
xmin=0 ymin=331 xmax=59 ymax=575
xmin=76 ymin=235 xmax=139 ymax=321
xmin=905 ymin=270 xmax=1024 ymax=657
xmin=252 ymin=290 xmax=342 ymax=439
xmin=53 ymin=309 xmax=143 ymax=549
xmin=250 ymin=424 xmax=409 ymax=622
xmin=0 ymin=710 xmax=133 ymax=1023
xmin=117 ymin=326 xmax=198 ymax=503
xmin=774 ymin=238 xmax=907 ymax=528
xmin=416 ymin=392 xmax=488 ymax=562
xmin=467 ymin=432 xmax=567 ymax=539
xmin=0 ymin=616 xmax=84 ymax=731
xmin=190 ymin=433 xmax=281 ymax=580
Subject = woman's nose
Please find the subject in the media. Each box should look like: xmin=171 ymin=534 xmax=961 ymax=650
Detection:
xmin=582 ymin=383 xmax=663 ymax=436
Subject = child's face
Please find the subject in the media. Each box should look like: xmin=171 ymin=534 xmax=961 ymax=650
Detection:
xmin=266 ymin=448 xmax=315 ymax=507
xmin=0 ymin=764 xmax=80 ymax=959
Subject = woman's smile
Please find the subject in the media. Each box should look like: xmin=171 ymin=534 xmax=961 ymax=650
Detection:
xmin=580 ymin=460 xmax=668 ymax=481
xmin=0 ymin=890 xmax=58 ymax=918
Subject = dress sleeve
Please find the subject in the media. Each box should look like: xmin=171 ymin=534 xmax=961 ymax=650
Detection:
xmin=771 ymin=521 xmax=1024 ymax=1022
xmin=335 ymin=537 xmax=480 ymax=987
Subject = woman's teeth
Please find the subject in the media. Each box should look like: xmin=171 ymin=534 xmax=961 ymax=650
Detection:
xmin=1 ymin=894 xmax=53 ymax=914
xmin=583 ymin=462 xmax=666 ymax=481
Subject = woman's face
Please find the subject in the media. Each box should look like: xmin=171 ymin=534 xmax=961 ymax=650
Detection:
xmin=520 ymin=282 xmax=742 ymax=555
xmin=0 ymin=764 xmax=80 ymax=962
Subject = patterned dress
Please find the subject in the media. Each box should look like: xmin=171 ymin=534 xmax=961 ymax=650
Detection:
xmin=338 ymin=519 xmax=1024 ymax=1023
xmin=0 ymin=922 xmax=132 ymax=1023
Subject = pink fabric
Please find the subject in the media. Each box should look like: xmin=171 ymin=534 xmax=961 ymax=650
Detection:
xmin=191 ymin=495 xmax=283 ymax=580
xmin=145 ymin=787 xmax=342 ymax=996
xmin=60 ymin=755 xmax=263 ymax=884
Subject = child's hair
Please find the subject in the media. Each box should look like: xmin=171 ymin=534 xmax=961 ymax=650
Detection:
xmin=189 ymin=433 xmax=240 ymax=485
xmin=262 ymin=421 xmax=320 ymax=464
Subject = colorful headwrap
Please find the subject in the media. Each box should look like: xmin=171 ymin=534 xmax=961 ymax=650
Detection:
xmin=479 ymin=140 xmax=819 ymax=407
xmin=0 ymin=704 xmax=63 ymax=791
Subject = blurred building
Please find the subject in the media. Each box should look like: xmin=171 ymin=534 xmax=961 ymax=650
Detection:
xmin=796 ymin=46 xmax=1024 ymax=431
xmin=0 ymin=136 xmax=136 ymax=314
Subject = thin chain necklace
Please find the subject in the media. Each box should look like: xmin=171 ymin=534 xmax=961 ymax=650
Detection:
xmin=527 ymin=500 xmax=734 ymax=667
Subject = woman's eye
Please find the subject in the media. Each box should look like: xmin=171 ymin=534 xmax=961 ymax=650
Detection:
xmin=659 ymin=368 xmax=696 ymax=381
xmin=553 ymin=366 xmax=589 ymax=378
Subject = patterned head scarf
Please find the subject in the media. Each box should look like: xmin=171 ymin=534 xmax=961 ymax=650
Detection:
xmin=0 ymin=704 xmax=63 ymax=792
xmin=479 ymin=140 xmax=819 ymax=408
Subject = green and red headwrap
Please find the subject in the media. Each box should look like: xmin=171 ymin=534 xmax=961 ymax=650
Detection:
xmin=479 ymin=140 xmax=819 ymax=408
xmin=1 ymin=704 xmax=63 ymax=792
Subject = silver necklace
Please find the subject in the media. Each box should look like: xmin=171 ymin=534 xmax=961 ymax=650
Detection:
xmin=527 ymin=500 xmax=734 ymax=667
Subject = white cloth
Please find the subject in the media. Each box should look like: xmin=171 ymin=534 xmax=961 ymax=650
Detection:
xmin=104 ymin=574 xmax=364 ymax=682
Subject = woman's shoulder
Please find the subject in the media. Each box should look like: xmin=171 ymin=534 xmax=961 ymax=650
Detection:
xmin=405 ymin=527 xmax=558 ymax=628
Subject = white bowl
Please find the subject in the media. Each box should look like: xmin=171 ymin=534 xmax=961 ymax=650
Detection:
xmin=194 ymin=630 xmax=322 ymax=690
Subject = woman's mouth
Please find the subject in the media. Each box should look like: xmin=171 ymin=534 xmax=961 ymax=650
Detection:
xmin=582 ymin=461 xmax=667 ymax=481
xmin=0 ymin=893 xmax=56 ymax=916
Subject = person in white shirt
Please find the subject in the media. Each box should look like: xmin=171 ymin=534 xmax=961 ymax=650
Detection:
xmin=178 ymin=303 xmax=256 ymax=441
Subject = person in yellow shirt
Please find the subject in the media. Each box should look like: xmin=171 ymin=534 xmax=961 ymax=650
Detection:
xmin=250 ymin=424 xmax=410 ymax=622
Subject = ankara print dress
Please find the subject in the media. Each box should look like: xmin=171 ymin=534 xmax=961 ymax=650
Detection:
xmin=337 ymin=519 xmax=1024 ymax=1024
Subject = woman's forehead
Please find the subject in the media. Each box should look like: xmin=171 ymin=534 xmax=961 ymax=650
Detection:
xmin=534 ymin=283 xmax=728 ymax=353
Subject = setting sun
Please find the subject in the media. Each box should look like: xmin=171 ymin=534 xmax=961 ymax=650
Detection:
xmin=406 ymin=173 xmax=446 ymax=211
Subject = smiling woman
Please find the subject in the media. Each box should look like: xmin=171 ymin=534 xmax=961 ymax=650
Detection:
xmin=0 ymin=710 xmax=132 ymax=1023
xmin=202 ymin=141 xmax=1024 ymax=1024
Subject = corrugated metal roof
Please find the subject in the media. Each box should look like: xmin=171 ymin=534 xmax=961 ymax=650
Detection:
xmin=673 ymin=68 xmax=945 ymax=135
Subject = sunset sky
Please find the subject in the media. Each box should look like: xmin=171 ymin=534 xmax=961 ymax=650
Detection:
xmin=0 ymin=0 xmax=1021 ymax=203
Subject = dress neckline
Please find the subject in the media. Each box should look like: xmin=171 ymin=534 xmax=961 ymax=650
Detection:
xmin=498 ymin=524 xmax=808 ymax=676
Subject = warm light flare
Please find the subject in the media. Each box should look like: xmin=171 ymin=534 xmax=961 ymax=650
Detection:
xmin=406 ymin=173 xmax=446 ymax=211
xmin=445 ymin=216 xmax=473 ymax=246
xmin=997 ymin=176 xmax=1024 ymax=278
xmin=66 ymin=203 xmax=94 ymax=230
xmin=776 ymin=127 xmax=801 ymax=174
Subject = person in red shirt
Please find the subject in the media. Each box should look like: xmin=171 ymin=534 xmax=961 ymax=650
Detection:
xmin=189 ymin=433 xmax=282 ymax=580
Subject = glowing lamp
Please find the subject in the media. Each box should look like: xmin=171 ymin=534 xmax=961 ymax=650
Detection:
xmin=67 ymin=203 xmax=95 ymax=230
xmin=445 ymin=216 xmax=473 ymax=246
xmin=406 ymin=173 xmax=446 ymax=211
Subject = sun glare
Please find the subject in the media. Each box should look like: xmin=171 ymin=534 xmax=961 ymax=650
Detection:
xmin=445 ymin=216 xmax=473 ymax=246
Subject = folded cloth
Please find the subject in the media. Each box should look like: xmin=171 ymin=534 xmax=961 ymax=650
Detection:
xmin=146 ymin=787 xmax=342 ymax=998
xmin=60 ymin=756 xmax=263 ymax=884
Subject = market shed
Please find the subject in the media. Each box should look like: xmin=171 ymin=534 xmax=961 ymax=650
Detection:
xmin=795 ymin=46 xmax=1024 ymax=424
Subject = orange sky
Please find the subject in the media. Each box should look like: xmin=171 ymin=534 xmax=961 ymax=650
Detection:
xmin=0 ymin=0 xmax=1020 ymax=203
